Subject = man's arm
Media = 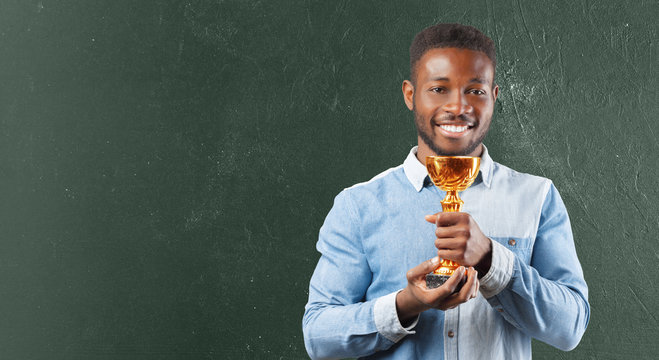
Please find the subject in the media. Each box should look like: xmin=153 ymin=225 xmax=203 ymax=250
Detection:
xmin=302 ymin=190 xmax=404 ymax=359
xmin=480 ymin=182 xmax=590 ymax=350
xmin=425 ymin=182 xmax=590 ymax=351
xmin=303 ymin=190 xmax=478 ymax=359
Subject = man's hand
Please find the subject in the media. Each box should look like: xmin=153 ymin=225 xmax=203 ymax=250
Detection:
xmin=396 ymin=257 xmax=479 ymax=326
xmin=424 ymin=212 xmax=493 ymax=276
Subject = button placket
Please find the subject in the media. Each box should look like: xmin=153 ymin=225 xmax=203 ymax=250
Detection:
xmin=443 ymin=307 xmax=459 ymax=359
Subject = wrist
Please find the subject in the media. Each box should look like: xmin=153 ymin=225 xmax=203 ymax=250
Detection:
xmin=475 ymin=237 xmax=493 ymax=277
xmin=396 ymin=287 xmax=427 ymax=326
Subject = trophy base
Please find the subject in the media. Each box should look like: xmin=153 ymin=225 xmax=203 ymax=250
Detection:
xmin=425 ymin=273 xmax=465 ymax=292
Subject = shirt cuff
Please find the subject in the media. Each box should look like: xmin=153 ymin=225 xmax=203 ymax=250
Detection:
xmin=373 ymin=290 xmax=418 ymax=343
xmin=479 ymin=239 xmax=515 ymax=298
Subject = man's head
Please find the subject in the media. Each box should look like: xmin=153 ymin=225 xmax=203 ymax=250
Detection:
xmin=403 ymin=23 xmax=499 ymax=158
xmin=409 ymin=23 xmax=496 ymax=86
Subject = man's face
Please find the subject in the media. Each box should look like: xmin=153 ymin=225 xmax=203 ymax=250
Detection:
xmin=403 ymin=47 xmax=498 ymax=157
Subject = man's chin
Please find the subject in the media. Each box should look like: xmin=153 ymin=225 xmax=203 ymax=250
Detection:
xmin=418 ymin=128 xmax=485 ymax=157
xmin=429 ymin=142 xmax=481 ymax=157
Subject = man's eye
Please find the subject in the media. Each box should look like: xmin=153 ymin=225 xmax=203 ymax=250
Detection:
xmin=430 ymin=87 xmax=447 ymax=94
xmin=469 ymin=89 xmax=486 ymax=95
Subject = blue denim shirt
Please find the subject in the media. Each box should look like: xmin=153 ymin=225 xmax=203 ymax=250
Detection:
xmin=303 ymin=146 xmax=589 ymax=360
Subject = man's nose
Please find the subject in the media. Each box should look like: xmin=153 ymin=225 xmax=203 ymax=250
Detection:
xmin=442 ymin=93 xmax=473 ymax=116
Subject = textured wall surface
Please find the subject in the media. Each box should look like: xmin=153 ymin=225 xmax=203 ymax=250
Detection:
xmin=0 ymin=0 xmax=657 ymax=359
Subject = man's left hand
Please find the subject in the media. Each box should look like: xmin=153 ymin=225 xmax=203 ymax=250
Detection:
xmin=424 ymin=212 xmax=493 ymax=276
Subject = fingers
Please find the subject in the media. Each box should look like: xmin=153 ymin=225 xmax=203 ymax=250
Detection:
xmin=434 ymin=237 xmax=463 ymax=250
xmin=419 ymin=266 xmax=466 ymax=304
xmin=437 ymin=267 xmax=479 ymax=309
xmin=423 ymin=266 xmax=466 ymax=297
xmin=436 ymin=249 xmax=463 ymax=264
xmin=407 ymin=256 xmax=440 ymax=281
xmin=424 ymin=212 xmax=461 ymax=225
xmin=463 ymin=267 xmax=479 ymax=299
xmin=425 ymin=212 xmax=467 ymax=226
xmin=428 ymin=267 xmax=465 ymax=308
xmin=435 ymin=225 xmax=469 ymax=239
xmin=434 ymin=232 xmax=469 ymax=264
xmin=407 ymin=264 xmax=480 ymax=311
xmin=439 ymin=266 xmax=466 ymax=293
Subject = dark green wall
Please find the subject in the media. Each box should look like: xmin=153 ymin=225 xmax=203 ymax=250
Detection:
xmin=1 ymin=0 xmax=657 ymax=358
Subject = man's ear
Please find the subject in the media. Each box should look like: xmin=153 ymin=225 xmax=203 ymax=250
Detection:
xmin=492 ymin=84 xmax=499 ymax=101
xmin=402 ymin=80 xmax=415 ymax=111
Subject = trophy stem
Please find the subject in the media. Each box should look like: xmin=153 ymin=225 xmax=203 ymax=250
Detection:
xmin=427 ymin=189 xmax=465 ymax=290
xmin=425 ymin=156 xmax=479 ymax=290
xmin=440 ymin=190 xmax=463 ymax=212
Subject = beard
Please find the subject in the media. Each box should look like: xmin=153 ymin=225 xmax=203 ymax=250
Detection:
xmin=414 ymin=110 xmax=490 ymax=156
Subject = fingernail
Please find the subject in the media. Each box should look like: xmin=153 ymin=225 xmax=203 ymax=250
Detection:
xmin=431 ymin=256 xmax=439 ymax=266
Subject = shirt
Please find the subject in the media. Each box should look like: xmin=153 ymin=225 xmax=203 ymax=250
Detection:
xmin=302 ymin=145 xmax=590 ymax=360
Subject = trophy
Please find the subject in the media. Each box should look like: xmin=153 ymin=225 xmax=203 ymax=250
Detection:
xmin=425 ymin=156 xmax=481 ymax=289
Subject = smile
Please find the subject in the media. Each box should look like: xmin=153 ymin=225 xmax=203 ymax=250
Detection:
xmin=439 ymin=125 xmax=470 ymax=133
xmin=435 ymin=123 xmax=475 ymax=139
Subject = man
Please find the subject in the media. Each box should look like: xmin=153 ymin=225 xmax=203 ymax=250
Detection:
xmin=302 ymin=23 xmax=589 ymax=359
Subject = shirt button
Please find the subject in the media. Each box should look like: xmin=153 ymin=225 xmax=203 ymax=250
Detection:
xmin=447 ymin=331 xmax=455 ymax=338
xmin=497 ymin=308 xmax=504 ymax=313
xmin=508 ymin=239 xmax=516 ymax=246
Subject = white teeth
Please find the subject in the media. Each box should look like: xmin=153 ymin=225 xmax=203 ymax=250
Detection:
xmin=440 ymin=125 xmax=469 ymax=133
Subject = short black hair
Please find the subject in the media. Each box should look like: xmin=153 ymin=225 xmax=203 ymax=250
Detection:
xmin=409 ymin=23 xmax=496 ymax=85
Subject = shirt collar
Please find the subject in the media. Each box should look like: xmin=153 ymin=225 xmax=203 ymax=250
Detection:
xmin=403 ymin=145 xmax=494 ymax=192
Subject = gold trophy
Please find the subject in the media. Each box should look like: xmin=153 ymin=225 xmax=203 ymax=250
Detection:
xmin=425 ymin=156 xmax=481 ymax=289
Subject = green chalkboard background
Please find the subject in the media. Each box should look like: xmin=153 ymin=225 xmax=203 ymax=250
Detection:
xmin=1 ymin=0 xmax=657 ymax=359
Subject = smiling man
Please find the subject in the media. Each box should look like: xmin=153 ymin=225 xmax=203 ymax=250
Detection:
xmin=407 ymin=47 xmax=496 ymax=158
xmin=303 ymin=23 xmax=589 ymax=359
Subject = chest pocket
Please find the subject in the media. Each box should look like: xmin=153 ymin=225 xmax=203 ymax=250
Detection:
xmin=489 ymin=236 xmax=533 ymax=264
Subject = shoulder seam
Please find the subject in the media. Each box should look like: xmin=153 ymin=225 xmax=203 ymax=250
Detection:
xmin=533 ymin=179 xmax=554 ymax=236
xmin=493 ymin=161 xmax=552 ymax=182
xmin=344 ymin=165 xmax=403 ymax=191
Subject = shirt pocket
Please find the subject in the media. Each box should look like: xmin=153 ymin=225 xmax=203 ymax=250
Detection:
xmin=489 ymin=236 xmax=533 ymax=265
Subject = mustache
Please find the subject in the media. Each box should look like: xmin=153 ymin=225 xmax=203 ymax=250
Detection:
xmin=435 ymin=114 xmax=476 ymax=123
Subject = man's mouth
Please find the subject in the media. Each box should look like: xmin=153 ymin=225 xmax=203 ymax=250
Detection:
xmin=439 ymin=124 xmax=471 ymax=133
xmin=435 ymin=122 xmax=475 ymax=138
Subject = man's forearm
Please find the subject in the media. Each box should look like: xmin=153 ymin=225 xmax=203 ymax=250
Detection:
xmin=303 ymin=296 xmax=402 ymax=359
xmin=487 ymin=256 xmax=590 ymax=351
xmin=484 ymin=182 xmax=591 ymax=350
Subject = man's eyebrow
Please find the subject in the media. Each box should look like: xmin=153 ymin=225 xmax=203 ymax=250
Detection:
xmin=430 ymin=77 xmax=489 ymax=84
xmin=470 ymin=77 xmax=488 ymax=84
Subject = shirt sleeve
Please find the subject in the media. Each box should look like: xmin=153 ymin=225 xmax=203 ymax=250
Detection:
xmin=373 ymin=291 xmax=419 ymax=342
xmin=479 ymin=238 xmax=515 ymax=298
xmin=483 ymin=182 xmax=591 ymax=351
xmin=302 ymin=190 xmax=412 ymax=359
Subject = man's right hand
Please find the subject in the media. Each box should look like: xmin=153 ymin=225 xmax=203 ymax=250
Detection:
xmin=395 ymin=256 xmax=479 ymax=326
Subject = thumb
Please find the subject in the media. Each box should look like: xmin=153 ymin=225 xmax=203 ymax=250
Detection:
xmin=424 ymin=212 xmax=441 ymax=224
xmin=407 ymin=256 xmax=441 ymax=280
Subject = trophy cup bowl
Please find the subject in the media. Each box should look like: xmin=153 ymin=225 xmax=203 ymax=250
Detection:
xmin=425 ymin=156 xmax=481 ymax=289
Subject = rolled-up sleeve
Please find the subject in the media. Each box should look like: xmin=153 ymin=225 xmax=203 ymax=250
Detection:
xmin=479 ymin=239 xmax=515 ymax=298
